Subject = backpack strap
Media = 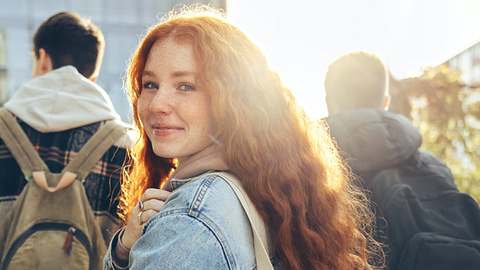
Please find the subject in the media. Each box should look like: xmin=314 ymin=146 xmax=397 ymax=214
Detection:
xmin=0 ymin=108 xmax=49 ymax=180
xmin=0 ymin=108 xmax=126 ymax=192
xmin=56 ymin=120 xmax=126 ymax=187
xmin=213 ymin=171 xmax=274 ymax=270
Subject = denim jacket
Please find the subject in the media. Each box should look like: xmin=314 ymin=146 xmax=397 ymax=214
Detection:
xmin=104 ymin=172 xmax=280 ymax=270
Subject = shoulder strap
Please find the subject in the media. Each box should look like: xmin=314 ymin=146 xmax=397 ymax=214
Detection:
xmin=213 ymin=171 xmax=274 ymax=270
xmin=0 ymin=108 xmax=48 ymax=180
xmin=0 ymin=107 xmax=126 ymax=192
xmin=62 ymin=120 xmax=126 ymax=181
xmin=35 ymin=120 xmax=127 ymax=192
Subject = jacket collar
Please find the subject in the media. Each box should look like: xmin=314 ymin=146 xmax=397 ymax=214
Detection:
xmin=326 ymin=108 xmax=421 ymax=172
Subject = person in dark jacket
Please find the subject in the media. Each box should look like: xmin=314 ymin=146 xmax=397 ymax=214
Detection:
xmin=324 ymin=53 xmax=454 ymax=186
xmin=323 ymin=52 xmax=480 ymax=270
xmin=0 ymin=12 xmax=133 ymax=244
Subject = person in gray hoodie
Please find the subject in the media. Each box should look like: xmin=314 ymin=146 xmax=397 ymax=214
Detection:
xmin=324 ymin=52 xmax=480 ymax=270
xmin=0 ymin=12 xmax=133 ymax=244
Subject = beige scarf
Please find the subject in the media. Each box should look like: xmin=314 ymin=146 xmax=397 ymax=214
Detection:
xmin=169 ymin=143 xmax=228 ymax=181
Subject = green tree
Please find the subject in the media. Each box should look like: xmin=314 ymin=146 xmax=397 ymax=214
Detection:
xmin=390 ymin=65 xmax=480 ymax=200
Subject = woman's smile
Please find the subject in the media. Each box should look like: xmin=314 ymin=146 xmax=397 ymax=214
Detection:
xmin=151 ymin=125 xmax=184 ymax=137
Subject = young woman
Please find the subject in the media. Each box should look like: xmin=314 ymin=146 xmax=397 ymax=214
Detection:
xmin=104 ymin=7 xmax=379 ymax=270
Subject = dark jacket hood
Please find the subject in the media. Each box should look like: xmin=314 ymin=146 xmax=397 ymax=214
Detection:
xmin=326 ymin=109 xmax=422 ymax=173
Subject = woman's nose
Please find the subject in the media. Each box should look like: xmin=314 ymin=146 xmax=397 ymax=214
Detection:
xmin=148 ymin=89 xmax=174 ymax=114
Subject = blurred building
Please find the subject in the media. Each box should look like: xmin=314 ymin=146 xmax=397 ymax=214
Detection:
xmin=444 ymin=41 xmax=480 ymax=86
xmin=0 ymin=0 xmax=226 ymax=122
xmin=0 ymin=31 xmax=6 ymax=103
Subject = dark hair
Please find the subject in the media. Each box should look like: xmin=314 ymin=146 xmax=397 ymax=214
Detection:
xmin=325 ymin=52 xmax=389 ymax=113
xmin=33 ymin=11 xmax=104 ymax=78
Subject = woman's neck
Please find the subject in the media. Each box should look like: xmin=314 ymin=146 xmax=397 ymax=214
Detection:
xmin=173 ymin=144 xmax=228 ymax=179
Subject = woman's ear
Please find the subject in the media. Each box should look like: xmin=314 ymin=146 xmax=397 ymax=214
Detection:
xmin=32 ymin=48 xmax=53 ymax=77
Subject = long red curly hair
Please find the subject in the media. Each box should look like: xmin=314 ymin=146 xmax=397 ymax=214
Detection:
xmin=120 ymin=6 xmax=381 ymax=270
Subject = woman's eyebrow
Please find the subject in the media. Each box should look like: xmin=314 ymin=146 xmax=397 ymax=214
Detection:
xmin=142 ymin=70 xmax=156 ymax=78
xmin=171 ymin=71 xmax=196 ymax=78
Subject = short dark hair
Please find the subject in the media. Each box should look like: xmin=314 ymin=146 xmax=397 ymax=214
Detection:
xmin=325 ymin=52 xmax=389 ymax=113
xmin=33 ymin=11 xmax=104 ymax=78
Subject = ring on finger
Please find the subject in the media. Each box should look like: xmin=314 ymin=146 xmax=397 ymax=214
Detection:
xmin=138 ymin=200 xmax=144 ymax=211
xmin=137 ymin=210 xmax=144 ymax=224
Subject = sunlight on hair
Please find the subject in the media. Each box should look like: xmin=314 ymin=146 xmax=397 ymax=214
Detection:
xmin=310 ymin=121 xmax=346 ymax=191
xmin=163 ymin=3 xmax=226 ymax=21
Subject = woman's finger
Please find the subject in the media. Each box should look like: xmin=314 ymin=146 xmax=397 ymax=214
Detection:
xmin=141 ymin=188 xmax=171 ymax=202
xmin=122 ymin=203 xmax=146 ymax=247
xmin=142 ymin=199 xmax=165 ymax=212
xmin=140 ymin=209 xmax=159 ymax=224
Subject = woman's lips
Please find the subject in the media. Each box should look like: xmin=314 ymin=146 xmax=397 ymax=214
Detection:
xmin=151 ymin=126 xmax=183 ymax=137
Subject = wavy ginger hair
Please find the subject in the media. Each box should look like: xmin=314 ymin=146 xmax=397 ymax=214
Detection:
xmin=120 ymin=7 xmax=380 ymax=270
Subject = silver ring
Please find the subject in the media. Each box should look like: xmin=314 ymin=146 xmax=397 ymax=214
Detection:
xmin=138 ymin=200 xmax=144 ymax=211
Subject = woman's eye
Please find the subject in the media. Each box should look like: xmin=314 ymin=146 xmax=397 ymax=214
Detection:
xmin=142 ymin=81 xmax=158 ymax=90
xmin=178 ymin=83 xmax=195 ymax=92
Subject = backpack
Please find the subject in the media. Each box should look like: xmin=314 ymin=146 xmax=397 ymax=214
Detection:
xmin=365 ymin=165 xmax=480 ymax=270
xmin=0 ymin=109 xmax=126 ymax=270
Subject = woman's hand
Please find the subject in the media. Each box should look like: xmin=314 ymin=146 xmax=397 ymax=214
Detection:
xmin=121 ymin=188 xmax=171 ymax=249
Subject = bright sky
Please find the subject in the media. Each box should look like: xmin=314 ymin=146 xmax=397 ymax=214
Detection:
xmin=228 ymin=0 xmax=480 ymax=119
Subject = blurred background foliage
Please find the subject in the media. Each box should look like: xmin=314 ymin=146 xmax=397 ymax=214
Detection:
xmin=390 ymin=65 xmax=480 ymax=201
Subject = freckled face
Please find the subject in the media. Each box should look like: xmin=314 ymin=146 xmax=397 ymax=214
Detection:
xmin=137 ymin=38 xmax=213 ymax=162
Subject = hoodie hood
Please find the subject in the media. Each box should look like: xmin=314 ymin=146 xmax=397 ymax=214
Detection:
xmin=4 ymin=66 xmax=121 ymax=132
xmin=326 ymin=109 xmax=422 ymax=173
